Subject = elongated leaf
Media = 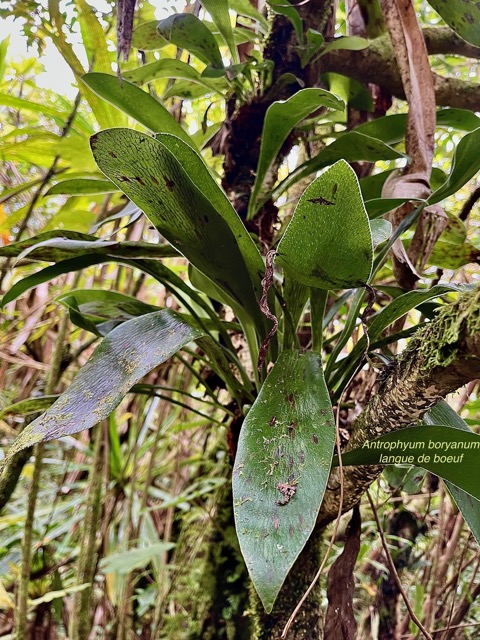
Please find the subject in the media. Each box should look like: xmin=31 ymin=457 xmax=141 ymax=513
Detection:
xmin=427 ymin=0 xmax=480 ymax=46
xmin=46 ymin=178 xmax=118 ymax=195
xmin=0 ymin=232 xmax=177 ymax=262
xmin=338 ymin=425 xmax=480 ymax=500
xmin=424 ymin=401 xmax=480 ymax=546
xmin=268 ymin=0 xmax=303 ymax=41
xmin=91 ymin=129 xmax=267 ymax=333
xmin=229 ymin=0 xmax=269 ymax=30
xmin=233 ymin=350 xmax=335 ymax=612
xmin=2 ymin=310 xmax=205 ymax=462
xmin=274 ymin=131 xmax=405 ymax=198
xmin=429 ymin=128 xmax=480 ymax=204
xmin=249 ymin=88 xmax=344 ymax=217
xmin=157 ymin=13 xmax=223 ymax=68
xmin=122 ymin=58 xmax=219 ymax=92
xmin=276 ymin=160 xmax=373 ymax=289
xmin=82 ymin=73 xmax=192 ymax=144
xmin=201 ymin=0 xmax=239 ymax=63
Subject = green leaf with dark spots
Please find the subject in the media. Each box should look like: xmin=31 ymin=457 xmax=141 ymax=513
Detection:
xmin=276 ymin=159 xmax=373 ymax=290
xmin=427 ymin=0 xmax=480 ymax=46
xmin=157 ymin=13 xmax=223 ymax=68
xmin=132 ymin=20 xmax=167 ymax=50
xmin=1 ymin=310 xmax=204 ymax=462
xmin=90 ymin=129 xmax=267 ymax=334
xmin=233 ymin=350 xmax=335 ymax=612
xmin=82 ymin=73 xmax=192 ymax=144
xmin=201 ymin=0 xmax=239 ymax=63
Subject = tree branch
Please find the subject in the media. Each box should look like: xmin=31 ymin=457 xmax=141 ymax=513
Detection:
xmin=319 ymin=286 xmax=480 ymax=527
xmin=322 ymin=29 xmax=480 ymax=110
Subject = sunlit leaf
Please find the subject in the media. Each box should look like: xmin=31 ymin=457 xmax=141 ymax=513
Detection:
xmin=157 ymin=13 xmax=223 ymax=68
xmin=427 ymin=0 xmax=480 ymax=46
xmin=276 ymin=160 xmax=373 ymax=289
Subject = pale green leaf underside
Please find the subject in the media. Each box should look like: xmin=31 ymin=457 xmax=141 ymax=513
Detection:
xmin=2 ymin=310 xmax=204 ymax=463
xmin=276 ymin=159 xmax=373 ymax=290
xmin=233 ymin=350 xmax=335 ymax=611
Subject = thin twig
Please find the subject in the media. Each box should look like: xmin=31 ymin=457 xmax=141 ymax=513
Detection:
xmin=367 ymin=490 xmax=433 ymax=640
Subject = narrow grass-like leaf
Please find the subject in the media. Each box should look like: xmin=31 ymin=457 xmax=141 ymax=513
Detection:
xmin=233 ymin=350 xmax=335 ymax=612
xmin=249 ymin=88 xmax=344 ymax=218
xmin=83 ymin=73 xmax=192 ymax=144
xmin=91 ymin=128 xmax=267 ymax=333
xmin=276 ymin=159 xmax=373 ymax=289
xmin=2 ymin=310 xmax=205 ymax=463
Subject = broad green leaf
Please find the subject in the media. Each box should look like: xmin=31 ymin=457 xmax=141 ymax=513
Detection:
xmin=132 ymin=20 xmax=167 ymax=50
xmin=82 ymin=73 xmax=192 ymax=144
xmin=276 ymin=160 xmax=373 ymax=289
xmin=429 ymin=128 xmax=480 ymax=204
xmin=201 ymin=0 xmax=239 ymax=63
xmin=100 ymin=542 xmax=175 ymax=575
xmin=157 ymin=13 xmax=223 ymax=68
xmin=249 ymin=88 xmax=344 ymax=218
xmin=427 ymin=0 xmax=480 ymax=46
xmin=321 ymin=36 xmax=368 ymax=56
xmin=233 ymin=350 xmax=335 ymax=612
xmin=46 ymin=178 xmax=118 ymax=196
xmin=1 ymin=310 xmax=205 ymax=462
xmin=162 ymin=79 xmax=222 ymax=100
xmin=424 ymin=401 xmax=480 ymax=546
xmin=338 ymin=425 xmax=480 ymax=500
xmin=370 ymin=219 xmax=392 ymax=248
xmin=91 ymin=129 xmax=267 ymax=333
xmin=274 ymin=131 xmax=405 ymax=198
